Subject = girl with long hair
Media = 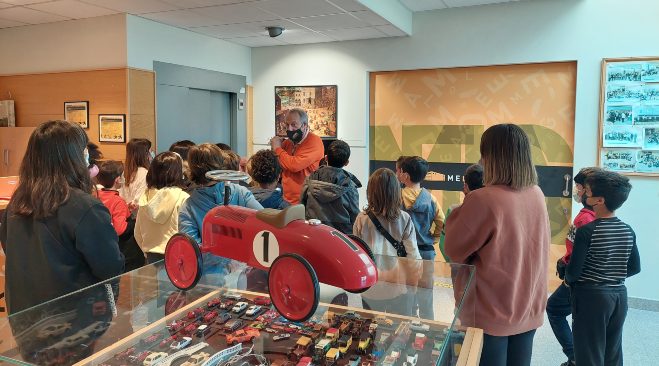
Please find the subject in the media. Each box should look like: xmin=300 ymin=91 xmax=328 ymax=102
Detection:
xmin=120 ymin=138 xmax=152 ymax=210
xmin=0 ymin=120 xmax=124 ymax=314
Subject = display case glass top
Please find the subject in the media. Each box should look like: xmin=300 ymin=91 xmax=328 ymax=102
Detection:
xmin=0 ymin=255 xmax=476 ymax=366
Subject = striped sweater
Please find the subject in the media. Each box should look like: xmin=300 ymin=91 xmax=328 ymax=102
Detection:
xmin=566 ymin=217 xmax=641 ymax=286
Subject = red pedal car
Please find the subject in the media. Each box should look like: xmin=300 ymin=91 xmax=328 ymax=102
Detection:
xmin=165 ymin=171 xmax=378 ymax=322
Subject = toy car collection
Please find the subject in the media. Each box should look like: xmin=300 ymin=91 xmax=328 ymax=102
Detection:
xmin=93 ymin=291 xmax=458 ymax=366
xmin=164 ymin=171 xmax=378 ymax=322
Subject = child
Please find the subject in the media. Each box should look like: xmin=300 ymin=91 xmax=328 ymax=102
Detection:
xmin=97 ymin=160 xmax=145 ymax=272
xmin=247 ymin=149 xmax=289 ymax=209
xmin=135 ymin=152 xmax=190 ymax=264
xmin=353 ymin=168 xmax=421 ymax=316
xmin=179 ymin=144 xmax=263 ymax=285
xmin=120 ymin=138 xmax=153 ymax=211
xmin=439 ymin=163 xmax=484 ymax=261
xmin=397 ymin=156 xmax=444 ymax=319
xmin=566 ymin=170 xmax=641 ymax=365
xmin=547 ymin=167 xmax=598 ymax=366
xmin=301 ymin=140 xmax=361 ymax=235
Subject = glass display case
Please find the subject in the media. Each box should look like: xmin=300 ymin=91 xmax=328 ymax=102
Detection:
xmin=0 ymin=255 xmax=479 ymax=366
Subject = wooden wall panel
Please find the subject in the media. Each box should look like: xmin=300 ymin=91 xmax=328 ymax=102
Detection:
xmin=0 ymin=69 xmax=129 ymax=161
xmin=128 ymin=69 xmax=156 ymax=151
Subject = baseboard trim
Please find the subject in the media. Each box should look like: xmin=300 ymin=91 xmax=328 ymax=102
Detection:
xmin=629 ymin=297 xmax=659 ymax=312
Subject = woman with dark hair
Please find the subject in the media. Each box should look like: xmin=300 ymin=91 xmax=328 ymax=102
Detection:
xmin=0 ymin=120 xmax=124 ymax=314
xmin=120 ymin=138 xmax=152 ymax=210
xmin=135 ymin=152 xmax=190 ymax=264
xmin=445 ymin=124 xmax=550 ymax=366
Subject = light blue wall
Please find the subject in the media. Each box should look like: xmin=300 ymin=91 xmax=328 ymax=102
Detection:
xmin=252 ymin=0 xmax=659 ymax=301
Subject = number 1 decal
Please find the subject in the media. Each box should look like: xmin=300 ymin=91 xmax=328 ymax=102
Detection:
xmin=253 ymin=230 xmax=279 ymax=267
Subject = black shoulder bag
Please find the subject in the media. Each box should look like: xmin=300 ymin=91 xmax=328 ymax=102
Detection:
xmin=367 ymin=211 xmax=407 ymax=258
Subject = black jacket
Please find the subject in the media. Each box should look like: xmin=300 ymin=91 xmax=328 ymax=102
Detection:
xmin=301 ymin=166 xmax=361 ymax=235
xmin=0 ymin=189 xmax=124 ymax=314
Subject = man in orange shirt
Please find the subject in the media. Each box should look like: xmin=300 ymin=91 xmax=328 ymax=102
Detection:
xmin=270 ymin=108 xmax=324 ymax=205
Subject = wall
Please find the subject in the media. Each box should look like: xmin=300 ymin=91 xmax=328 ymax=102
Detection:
xmin=0 ymin=14 xmax=126 ymax=75
xmin=0 ymin=69 xmax=129 ymax=161
xmin=252 ymin=0 xmax=659 ymax=302
xmin=126 ymin=15 xmax=252 ymax=83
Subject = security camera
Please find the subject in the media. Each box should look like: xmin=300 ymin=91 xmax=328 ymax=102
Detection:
xmin=266 ymin=26 xmax=284 ymax=37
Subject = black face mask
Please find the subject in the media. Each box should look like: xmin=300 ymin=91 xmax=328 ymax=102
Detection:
xmin=287 ymin=128 xmax=304 ymax=144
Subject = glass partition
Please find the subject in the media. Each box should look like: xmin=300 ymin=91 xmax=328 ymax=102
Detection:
xmin=0 ymin=255 xmax=475 ymax=366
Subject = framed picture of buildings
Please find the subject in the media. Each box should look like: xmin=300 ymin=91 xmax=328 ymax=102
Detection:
xmin=99 ymin=114 xmax=126 ymax=143
xmin=64 ymin=101 xmax=89 ymax=129
xmin=599 ymin=57 xmax=659 ymax=176
xmin=275 ymin=85 xmax=337 ymax=138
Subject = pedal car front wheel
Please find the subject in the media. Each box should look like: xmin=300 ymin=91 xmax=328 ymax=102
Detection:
xmin=165 ymin=233 xmax=203 ymax=290
xmin=268 ymin=253 xmax=319 ymax=322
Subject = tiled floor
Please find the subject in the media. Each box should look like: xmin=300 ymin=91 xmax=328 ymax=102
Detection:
xmin=532 ymin=307 xmax=659 ymax=366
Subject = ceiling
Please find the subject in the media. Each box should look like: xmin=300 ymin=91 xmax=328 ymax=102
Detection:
xmin=0 ymin=0 xmax=523 ymax=47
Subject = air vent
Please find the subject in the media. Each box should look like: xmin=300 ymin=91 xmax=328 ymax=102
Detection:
xmin=212 ymin=224 xmax=243 ymax=239
xmin=214 ymin=208 xmax=248 ymax=223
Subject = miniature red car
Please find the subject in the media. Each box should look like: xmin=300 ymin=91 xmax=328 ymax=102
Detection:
xmin=297 ymin=356 xmax=313 ymax=366
xmin=187 ymin=307 xmax=205 ymax=320
xmin=203 ymin=310 xmax=219 ymax=323
xmin=160 ymin=335 xmax=177 ymax=348
xmin=168 ymin=320 xmax=186 ymax=333
xmin=413 ymin=333 xmax=427 ymax=351
xmin=114 ymin=347 xmax=135 ymax=361
xmin=207 ymin=298 xmax=222 ymax=309
xmin=165 ymin=171 xmax=378 ymax=322
xmin=219 ymin=300 xmax=235 ymax=310
xmin=183 ymin=322 xmax=200 ymax=335
xmin=142 ymin=333 xmax=163 ymax=346
xmin=226 ymin=328 xmax=260 ymax=345
xmin=253 ymin=296 xmax=272 ymax=306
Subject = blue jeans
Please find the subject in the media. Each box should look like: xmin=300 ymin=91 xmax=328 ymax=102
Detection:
xmin=480 ymin=329 xmax=536 ymax=366
xmin=414 ymin=249 xmax=436 ymax=319
xmin=547 ymin=282 xmax=574 ymax=361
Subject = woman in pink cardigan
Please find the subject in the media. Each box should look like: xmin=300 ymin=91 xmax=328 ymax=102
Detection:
xmin=445 ymin=124 xmax=550 ymax=366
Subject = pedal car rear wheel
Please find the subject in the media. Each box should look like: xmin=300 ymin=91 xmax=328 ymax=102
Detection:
xmin=268 ymin=253 xmax=319 ymax=322
xmin=346 ymin=234 xmax=375 ymax=294
xmin=165 ymin=233 xmax=203 ymax=290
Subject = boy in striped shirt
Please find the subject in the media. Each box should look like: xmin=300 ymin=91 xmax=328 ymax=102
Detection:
xmin=566 ymin=170 xmax=641 ymax=366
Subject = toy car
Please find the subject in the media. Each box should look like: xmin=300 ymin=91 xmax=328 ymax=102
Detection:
xmin=413 ymin=333 xmax=427 ymax=350
xmin=265 ymin=327 xmax=278 ymax=334
xmin=170 ymin=336 xmax=192 ymax=350
xmin=144 ymin=352 xmax=169 ymax=366
xmin=168 ymin=319 xmax=186 ymax=333
xmin=232 ymin=301 xmax=248 ymax=313
xmin=196 ymin=324 xmax=210 ymax=337
xmin=160 ymin=335 xmax=177 ymax=348
xmin=187 ymin=307 xmax=205 ymax=320
xmin=226 ymin=328 xmax=260 ymax=345
xmin=224 ymin=319 xmax=244 ymax=332
xmin=224 ymin=292 xmax=243 ymax=301
xmin=203 ymin=310 xmax=219 ymax=323
xmin=273 ymin=333 xmax=291 ymax=341
xmin=183 ymin=322 xmax=199 ymax=335
xmin=181 ymin=352 xmax=211 ymax=366
xmin=410 ymin=320 xmax=430 ymax=332
xmin=253 ymin=296 xmax=272 ymax=306
xmin=297 ymin=356 xmax=313 ymax=366
xmin=142 ymin=333 xmax=164 ymax=347
xmin=215 ymin=312 xmax=232 ymax=325
xmin=128 ymin=351 xmax=150 ymax=364
xmin=290 ymin=336 xmax=312 ymax=360
xmin=348 ymin=355 xmax=362 ymax=366
xmin=164 ymin=171 xmax=378 ymax=322
xmin=246 ymin=305 xmax=262 ymax=316
xmin=207 ymin=298 xmax=222 ymax=309
xmin=114 ymin=347 xmax=135 ymax=361
xmin=358 ymin=332 xmax=371 ymax=353
xmin=403 ymin=351 xmax=418 ymax=366
xmin=219 ymin=300 xmax=235 ymax=310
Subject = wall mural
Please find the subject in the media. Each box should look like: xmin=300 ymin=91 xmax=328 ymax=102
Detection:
xmin=369 ymin=62 xmax=577 ymax=246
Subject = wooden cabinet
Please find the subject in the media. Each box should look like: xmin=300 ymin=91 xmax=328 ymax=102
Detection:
xmin=0 ymin=127 xmax=34 ymax=176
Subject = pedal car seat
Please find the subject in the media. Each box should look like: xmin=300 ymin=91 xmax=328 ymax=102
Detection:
xmin=255 ymin=204 xmax=305 ymax=229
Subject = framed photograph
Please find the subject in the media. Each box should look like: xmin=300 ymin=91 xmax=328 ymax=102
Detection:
xmin=603 ymin=125 xmax=642 ymax=148
xmin=636 ymin=150 xmax=659 ymax=173
xmin=64 ymin=101 xmax=89 ymax=129
xmin=99 ymin=114 xmax=126 ymax=143
xmin=275 ymin=85 xmax=337 ymax=139
xmin=643 ymin=127 xmax=659 ymax=150
xmin=601 ymin=149 xmax=637 ymax=172
xmin=599 ymin=57 xmax=659 ymax=176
